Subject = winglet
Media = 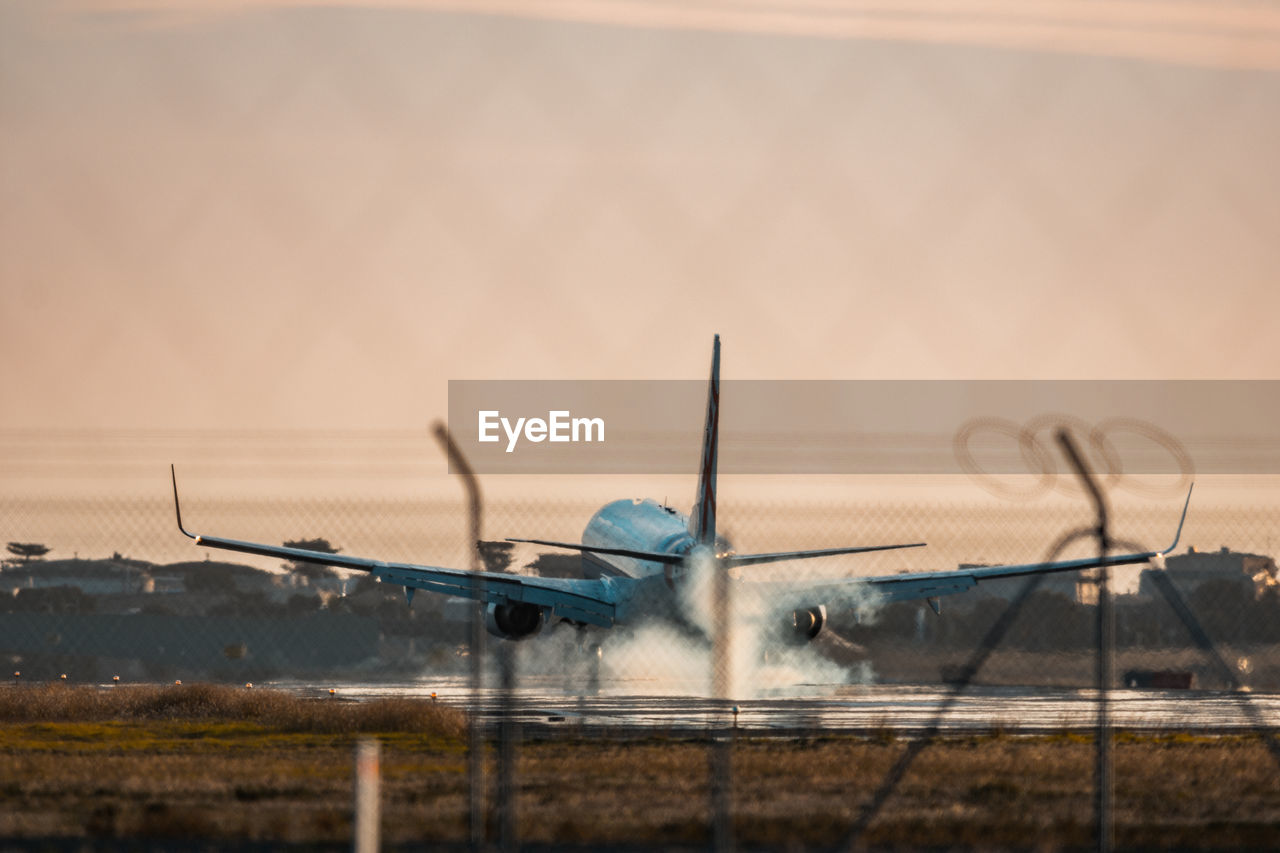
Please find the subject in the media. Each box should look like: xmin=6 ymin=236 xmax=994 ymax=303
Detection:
xmin=1159 ymin=482 xmax=1194 ymax=555
xmin=170 ymin=464 xmax=197 ymax=541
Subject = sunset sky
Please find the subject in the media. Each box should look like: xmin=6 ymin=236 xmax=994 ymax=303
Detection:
xmin=2 ymin=0 xmax=1278 ymax=432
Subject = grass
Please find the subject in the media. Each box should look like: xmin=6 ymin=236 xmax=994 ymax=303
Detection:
xmin=0 ymin=682 xmax=466 ymax=737
xmin=0 ymin=688 xmax=1276 ymax=846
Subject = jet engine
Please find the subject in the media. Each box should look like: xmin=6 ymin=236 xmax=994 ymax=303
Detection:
xmin=484 ymin=601 xmax=546 ymax=641
xmin=788 ymin=604 xmax=827 ymax=643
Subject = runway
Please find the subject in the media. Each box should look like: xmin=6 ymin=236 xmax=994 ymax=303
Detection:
xmin=279 ymin=677 xmax=1280 ymax=735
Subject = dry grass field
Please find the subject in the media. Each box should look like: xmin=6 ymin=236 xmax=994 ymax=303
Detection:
xmin=0 ymin=685 xmax=1276 ymax=848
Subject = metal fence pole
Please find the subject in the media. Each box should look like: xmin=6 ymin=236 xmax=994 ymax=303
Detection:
xmin=353 ymin=738 xmax=380 ymax=853
xmin=1055 ymin=430 xmax=1113 ymax=853
xmin=433 ymin=422 xmax=488 ymax=850
xmin=710 ymin=556 xmax=732 ymax=853
xmin=497 ymin=640 xmax=518 ymax=851
xmin=1095 ymin=561 xmax=1114 ymax=853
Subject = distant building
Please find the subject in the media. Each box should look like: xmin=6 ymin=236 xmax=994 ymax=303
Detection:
xmin=1137 ymin=546 xmax=1277 ymax=600
xmin=147 ymin=575 xmax=186 ymax=594
xmin=0 ymin=558 xmax=152 ymax=596
xmin=1050 ymin=570 xmax=1100 ymax=606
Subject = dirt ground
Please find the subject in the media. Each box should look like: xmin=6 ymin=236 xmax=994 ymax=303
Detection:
xmin=1 ymin=722 xmax=1277 ymax=848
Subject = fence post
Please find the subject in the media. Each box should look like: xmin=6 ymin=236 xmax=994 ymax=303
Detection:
xmin=497 ymin=641 xmax=519 ymax=851
xmin=433 ymin=422 xmax=488 ymax=850
xmin=1055 ymin=430 xmax=1113 ymax=853
xmin=710 ymin=554 xmax=732 ymax=853
xmin=354 ymin=738 xmax=380 ymax=853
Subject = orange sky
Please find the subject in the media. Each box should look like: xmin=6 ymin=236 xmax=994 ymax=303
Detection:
xmin=2 ymin=0 xmax=1279 ymax=431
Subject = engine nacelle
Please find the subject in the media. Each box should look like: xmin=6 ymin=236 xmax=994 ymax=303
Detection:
xmin=788 ymin=604 xmax=827 ymax=643
xmin=484 ymin=601 xmax=545 ymax=641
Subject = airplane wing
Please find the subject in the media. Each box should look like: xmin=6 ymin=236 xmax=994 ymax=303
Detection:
xmin=756 ymin=485 xmax=1193 ymax=613
xmin=170 ymin=468 xmax=619 ymax=628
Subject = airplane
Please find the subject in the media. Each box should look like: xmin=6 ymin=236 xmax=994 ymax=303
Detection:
xmin=170 ymin=335 xmax=1192 ymax=644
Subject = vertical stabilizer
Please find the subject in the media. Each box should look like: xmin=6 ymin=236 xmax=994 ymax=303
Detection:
xmin=689 ymin=335 xmax=720 ymax=546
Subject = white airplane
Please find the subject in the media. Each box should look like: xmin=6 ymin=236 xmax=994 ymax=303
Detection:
xmin=171 ymin=335 xmax=1191 ymax=643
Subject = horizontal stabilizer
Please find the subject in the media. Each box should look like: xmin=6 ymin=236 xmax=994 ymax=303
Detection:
xmin=724 ymin=542 xmax=925 ymax=568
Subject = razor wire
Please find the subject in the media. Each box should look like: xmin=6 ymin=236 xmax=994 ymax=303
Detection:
xmin=844 ymin=430 xmax=1280 ymax=851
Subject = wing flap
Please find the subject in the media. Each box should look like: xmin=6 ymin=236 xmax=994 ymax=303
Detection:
xmin=374 ymin=566 xmax=616 ymax=627
xmin=183 ymin=533 xmax=390 ymax=574
xmin=872 ymin=575 xmax=978 ymax=603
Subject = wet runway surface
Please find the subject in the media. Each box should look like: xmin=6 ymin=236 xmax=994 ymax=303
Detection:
xmin=279 ymin=677 xmax=1280 ymax=735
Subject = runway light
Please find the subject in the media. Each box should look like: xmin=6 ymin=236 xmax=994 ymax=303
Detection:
xmin=431 ymin=692 xmax=437 ymax=701
xmin=329 ymin=688 xmax=336 ymax=696
xmin=174 ymin=680 xmax=182 ymax=686
xmin=245 ymin=682 xmax=253 ymax=689
xmin=12 ymin=671 xmax=19 ymax=680
xmin=112 ymin=675 xmax=120 ymax=684
xmin=60 ymin=674 xmax=67 ymax=681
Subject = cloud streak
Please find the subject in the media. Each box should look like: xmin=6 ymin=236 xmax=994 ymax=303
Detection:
xmin=78 ymin=0 xmax=1280 ymax=71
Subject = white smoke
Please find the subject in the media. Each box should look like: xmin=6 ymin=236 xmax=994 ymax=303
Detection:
xmin=622 ymin=549 xmax=881 ymax=698
xmin=506 ymin=550 xmax=888 ymax=698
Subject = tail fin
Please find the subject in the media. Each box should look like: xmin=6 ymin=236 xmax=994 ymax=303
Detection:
xmin=689 ymin=335 xmax=720 ymax=546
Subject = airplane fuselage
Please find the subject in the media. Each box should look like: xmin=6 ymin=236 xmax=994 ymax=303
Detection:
xmin=581 ymin=498 xmax=732 ymax=581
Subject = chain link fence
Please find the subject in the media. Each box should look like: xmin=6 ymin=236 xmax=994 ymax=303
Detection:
xmin=1 ymin=477 xmax=1277 ymax=689
xmin=4 ymin=456 xmax=1280 ymax=849
xmin=5 ymin=0 xmax=1280 ymax=846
